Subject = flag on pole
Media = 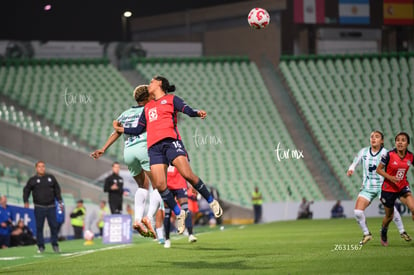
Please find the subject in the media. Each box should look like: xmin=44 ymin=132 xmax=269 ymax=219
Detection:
xmin=294 ymin=0 xmax=325 ymax=24
xmin=339 ymin=0 xmax=370 ymax=25
xmin=383 ymin=0 xmax=414 ymax=25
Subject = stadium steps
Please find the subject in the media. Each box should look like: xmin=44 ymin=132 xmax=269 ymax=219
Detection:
xmin=259 ymin=60 xmax=346 ymax=200
xmin=131 ymin=56 xmax=325 ymax=206
xmin=279 ymin=52 xmax=414 ymax=197
xmin=119 ymin=69 xmax=148 ymax=88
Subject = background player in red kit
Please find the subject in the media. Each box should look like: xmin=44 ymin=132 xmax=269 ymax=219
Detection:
xmin=113 ymin=76 xmax=222 ymax=234
xmin=163 ymin=165 xmax=197 ymax=248
xmin=376 ymin=132 xmax=414 ymax=246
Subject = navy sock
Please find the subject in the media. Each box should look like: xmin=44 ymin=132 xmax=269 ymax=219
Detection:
xmin=185 ymin=211 xmax=193 ymax=235
xmin=164 ymin=208 xmax=171 ymax=240
xmin=193 ymin=179 xmax=213 ymax=203
xmin=160 ymin=188 xmax=181 ymax=215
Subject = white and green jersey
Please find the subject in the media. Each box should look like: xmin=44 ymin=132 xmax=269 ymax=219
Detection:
xmin=117 ymin=106 xmax=147 ymax=148
xmin=348 ymin=146 xmax=388 ymax=191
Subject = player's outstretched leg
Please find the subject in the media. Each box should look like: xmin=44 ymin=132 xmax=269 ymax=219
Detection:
xmin=186 ymin=211 xmax=197 ymax=243
xmin=163 ymin=208 xmax=171 ymax=248
xmin=151 ymin=164 xmax=186 ymax=234
xmin=133 ymin=188 xmax=149 ymax=237
xmin=354 ymin=209 xmax=372 ymax=245
xmin=392 ymin=206 xmax=412 ymax=241
xmin=142 ymin=189 xmax=162 ymax=239
xmin=172 ymin=156 xmax=223 ymax=218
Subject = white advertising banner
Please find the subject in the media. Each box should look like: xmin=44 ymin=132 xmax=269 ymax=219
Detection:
xmin=262 ymin=199 xmax=412 ymax=222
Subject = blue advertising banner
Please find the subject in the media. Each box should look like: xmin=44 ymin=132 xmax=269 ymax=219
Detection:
xmin=103 ymin=214 xmax=131 ymax=244
xmin=8 ymin=205 xmax=36 ymax=236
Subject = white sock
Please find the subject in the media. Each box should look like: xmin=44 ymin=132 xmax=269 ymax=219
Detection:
xmin=156 ymin=226 xmax=165 ymax=241
xmin=392 ymin=206 xmax=405 ymax=234
xmin=354 ymin=209 xmax=370 ymax=235
xmin=134 ymin=188 xmax=148 ymax=222
xmin=147 ymin=189 xmax=162 ymax=222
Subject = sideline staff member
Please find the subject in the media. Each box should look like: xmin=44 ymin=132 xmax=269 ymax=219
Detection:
xmin=104 ymin=162 xmax=124 ymax=214
xmin=23 ymin=160 xmax=62 ymax=253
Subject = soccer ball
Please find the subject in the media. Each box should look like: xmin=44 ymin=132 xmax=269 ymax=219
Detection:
xmin=84 ymin=230 xmax=94 ymax=241
xmin=248 ymin=8 xmax=270 ymax=29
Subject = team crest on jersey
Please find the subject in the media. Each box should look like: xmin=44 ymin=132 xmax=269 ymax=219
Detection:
xmin=396 ymin=168 xmax=405 ymax=180
xmin=48 ymin=177 xmax=52 ymax=182
xmin=37 ymin=179 xmax=40 ymax=183
xmin=148 ymin=107 xmax=158 ymax=122
xmin=408 ymin=160 xmax=411 ymax=166
xmin=161 ymin=100 xmax=167 ymax=105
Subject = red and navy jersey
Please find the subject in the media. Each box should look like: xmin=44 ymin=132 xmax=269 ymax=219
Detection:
xmin=381 ymin=149 xmax=413 ymax=192
xmin=124 ymin=94 xmax=199 ymax=148
xmin=167 ymin=165 xmax=187 ymax=190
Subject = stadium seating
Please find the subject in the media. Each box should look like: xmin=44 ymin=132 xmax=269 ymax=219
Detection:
xmin=131 ymin=57 xmax=324 ymax=206
xmin=0 ymin=58 xmax=133 ymax=160
xmin=279 ymin=52 xmax=414 ymax=196
xmin=1 ymin=57 xmax=326 ymax=206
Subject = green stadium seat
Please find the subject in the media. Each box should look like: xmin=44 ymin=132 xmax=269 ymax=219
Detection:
xmin=279 ymin=53 xmax=414 ymax=197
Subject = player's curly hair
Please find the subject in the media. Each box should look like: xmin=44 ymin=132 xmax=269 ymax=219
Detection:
xmin=154 ymin=76 xmax=176 ymax=93
xmin=133 ymin=85 xmax=149 ymax=103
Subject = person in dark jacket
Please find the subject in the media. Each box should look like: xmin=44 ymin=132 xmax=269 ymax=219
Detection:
xmin=104 ymin=162 xmax=124 ymax=214
xmin=23 ymin=161 xmax=63 ymax=253
xmin=11 ymin=219 xmax=36 ymax=246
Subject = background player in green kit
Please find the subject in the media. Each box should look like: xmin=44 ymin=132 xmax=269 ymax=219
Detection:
xmin=91 ymin=85 xmax=163 ymax=239
xmin=347 ymin=131 xmax=411 ymax=245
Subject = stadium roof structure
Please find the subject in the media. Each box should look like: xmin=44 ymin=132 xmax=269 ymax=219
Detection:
xmin=0 ymin=0 xmax=251 ymax=41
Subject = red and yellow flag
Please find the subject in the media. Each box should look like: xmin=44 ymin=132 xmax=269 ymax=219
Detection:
xmin=384 ymin=0 xmax=414 ymax=25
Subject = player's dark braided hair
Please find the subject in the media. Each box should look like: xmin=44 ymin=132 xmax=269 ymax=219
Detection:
xmin=154 ymin=76 xmax=176 ymax=93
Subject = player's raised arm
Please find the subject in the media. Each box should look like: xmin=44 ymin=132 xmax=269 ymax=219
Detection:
xmin=173 ymin=95 xmax=207 ymax=119
xmin=91 ymin=130 xmax=121 ymax=160
xmin=347 ymin=148 xmax=364 ymax=176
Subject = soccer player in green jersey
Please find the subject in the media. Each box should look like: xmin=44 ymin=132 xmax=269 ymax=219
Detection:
xmin=347 ymin=131 xmax=411 ymax=245
xmin=91 ymin=85 xmax=163 ymax=240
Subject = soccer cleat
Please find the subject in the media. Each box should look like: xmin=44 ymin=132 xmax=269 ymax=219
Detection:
xmin=37 ymin=247 xmax=45 ymax=254
xmin=381 ymin=228 xmax=388 ymax=247
xmin=158 ymin=238 xmax=165 ymax=245
xmin=176 ymin=209 xmax=187 ymax=235
xmin=209 ymin=199 xmax=223 ymax=218
xmin=400 ymin=231 xmax=412 ymax=242
xmin=52 ymin=245 xmax=60 ymax=253
xmin=164 ymin=239 xmax=171 ymax=248
xmin=133 ymin=221 xmax=149 ymax=237
xmin=359 ymin=233 xmax=372 ymax=246
xmin=142 ymin=217 xmax=157 ymax=239
xmin=188 ymin=234 xmax=197 ymax=243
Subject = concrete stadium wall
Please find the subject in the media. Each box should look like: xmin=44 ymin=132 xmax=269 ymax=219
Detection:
xmin=262 ymin=200 xmax=411 ymax=222
xmin=0 ymin=120 xmax=114 ymax=180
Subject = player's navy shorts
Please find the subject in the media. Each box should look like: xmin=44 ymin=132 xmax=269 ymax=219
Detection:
xmin=148 ymin=138 xmax=188 ymax=166
xmin=380 ymin=186 xmax=411 ymax=208
xmin=170 ymin=188 xmax=188 ymax=200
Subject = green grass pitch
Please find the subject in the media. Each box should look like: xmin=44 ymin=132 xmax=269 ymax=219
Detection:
xmin=1 ymin=217 xmax=413 ymax=274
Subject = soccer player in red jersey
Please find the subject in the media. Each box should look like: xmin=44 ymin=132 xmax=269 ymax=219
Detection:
xmin=376 ymin=132 xmax=414 ymax=246
xmin=113 ymin=76 xmax=223 ymax=234
xmin=163 ymin=165 xmax=197 ymax=248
